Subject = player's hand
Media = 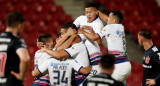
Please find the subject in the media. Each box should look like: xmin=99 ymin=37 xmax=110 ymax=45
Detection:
xmin=81 ymin=26 xmax=94 ymax=31
xmin=146 ymin=79 xmax=156 ymax=86
xmin=11 ymin=71 xmax=25 ymax=81
xmin=40 ymin=45 xmax=49 ymax=52
xmin=66 ymin=28 xmax=77 ymax=36
xmin=78 ymin=28 xmax=85 ymax=34
xmin=37 ymin=39 xmax=44 ymax=48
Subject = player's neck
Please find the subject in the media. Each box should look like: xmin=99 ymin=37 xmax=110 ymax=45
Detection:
xmin=143 ymin=41 xmax=153 ymax=50
xmin=101 ymin=70 xmax=112 ymax=76
xmin=6 ymin=27 xmax=18 ymax=36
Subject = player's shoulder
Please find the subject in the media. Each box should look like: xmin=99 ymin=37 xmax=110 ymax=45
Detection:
xmin=92 ymin=17 xmax=103 ymax=24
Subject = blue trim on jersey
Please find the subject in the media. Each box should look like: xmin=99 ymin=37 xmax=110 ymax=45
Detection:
xmin=115 ymin=58 xmax=128 ymax=64
xmin=64 ymin=50 xmax=71 ymax=58
xmin=78 ymin=66 xmax=83 ymax=73
xmin=78 ymin=35 xmax=82 ymax=42
xmin=96 ymin=33 xmax=102 ymax=40
xmin=38 ymin=68 xmax=42 ymax=74
xmin=90 ymin=61 xmax=100 ymax=65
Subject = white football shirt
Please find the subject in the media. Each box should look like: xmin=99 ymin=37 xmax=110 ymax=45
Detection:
xmin=38 ymin=58 xmax=83 ymax=86
xmin=74 ymin=15 xmax=104 ymax=51
xmin=64 ymin=41 xmax=89 ymax=67
xmin=97 ymin=24 xmax=126 ymax=52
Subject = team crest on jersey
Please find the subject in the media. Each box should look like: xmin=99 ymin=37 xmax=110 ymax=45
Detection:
xmin=72 ymin=46 xmax=75 ymax=49
xmin=145 ymin=56 xmax=150 ymax=64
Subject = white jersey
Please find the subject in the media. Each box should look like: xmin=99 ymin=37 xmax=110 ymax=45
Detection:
xmin=97 ymin=24 xmax=128 ymax=64
xmin=34 ymin=50 xmax=50 ymax=70
xmin=64 ymin=41 xmax=89 ymax=67
xmin=74 ymin=15 xmax=103 ymax=51
xmin=64 ymin=41 xmax=89 ymax=85
xmin=97 ymin=24 xmax=126 ymax=51
xmin=74 ymin=15 xmax=103 ymax=66
xmin=34 ymin=49 xmax=52 ymax=85
xmin=38 ymin=58 xmax=83 ymax=86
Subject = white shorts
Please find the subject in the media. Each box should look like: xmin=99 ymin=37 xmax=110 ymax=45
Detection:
xmin=111 ymin=61 xmax=131 ymax=82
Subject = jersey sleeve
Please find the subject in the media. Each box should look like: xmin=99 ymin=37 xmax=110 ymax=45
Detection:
xmin=96 ymin=25 xmax=111 ymax=39
xmin=78 ymin=34 xmax=86 ymax=41
xmin=38 ymin=59 xmax=49 ymax=73
xmin=71 ymin=60 xmax=83 ymax=73
xmin=14 ymin=38 xmax=27 ymax=51
xmin=74 ymin=16 xmax=82 ymax=28
xmin=151 ymin=52 xmax=160 ymax=65
xmin=64 ymin=44 xmax=80 ymax=58
xmin=34 ymin=51 xmax=39 ymax=69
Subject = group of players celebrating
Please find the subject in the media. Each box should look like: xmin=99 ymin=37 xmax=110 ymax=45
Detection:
xmin=32 ymin=4 xmax=131 ymax=86
xmin=0 ymin=3 xmax=159 ymax=86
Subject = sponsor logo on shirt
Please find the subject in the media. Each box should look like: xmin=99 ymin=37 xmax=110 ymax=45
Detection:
xmin=143 ymin=64 xmax=152 ymax=68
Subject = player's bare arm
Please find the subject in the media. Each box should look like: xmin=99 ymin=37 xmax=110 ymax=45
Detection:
xmin=41 ymin=46 xmax=69 ymax=59
xmin=54 ymin=28 xmax=76 ymax=48
xmin=78 ymin=26 xmax=100 ymax=41
xmin=57 ymin=34 xmax=78 ymax=51
xmin=79 ymin=65 xmax=92 ymax=74
xmin=32 ymin=70 xmax=41 ymax=77
xmin=98 ymin=10 xmax=108 ymax=23
xmin=11 ymin=48 xmax=30 ymax=81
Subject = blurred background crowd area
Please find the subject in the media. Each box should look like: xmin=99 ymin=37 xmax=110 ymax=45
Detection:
xmin=0 ymin=0 xmax=160 ymax=86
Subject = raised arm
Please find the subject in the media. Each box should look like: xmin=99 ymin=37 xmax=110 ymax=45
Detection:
xmin=57 ymin=34 xmax=78 ymax=51
xmin=54 ymin=28 xmax=77 ymax=49
xmin=78 ymin=26 xmax=100 ymax=41
xmin=98 ymin=10 xmax=108 ymax=23
xmin=41 ymin=46 xmax=69 ymax=59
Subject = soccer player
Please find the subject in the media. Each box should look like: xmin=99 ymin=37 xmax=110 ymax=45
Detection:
xmin=74 ymin=3 xmax=104 ymax=77
xmin=138 ymin=29 xmax=160 ymax=86
xmin=32 ymin=34 xmax=54 ymax=86
xmin=40 ymin=22 xmax=90 ymax=86
xmin=32 ymin=56 xmax=91 ymax=86
xmin=83 ymin=54 xmax=124 ymax=86
xmin=0 ymin=11 xmax=30 ymax=86
xmin=78 ymin=10 xmax=131 ymax=82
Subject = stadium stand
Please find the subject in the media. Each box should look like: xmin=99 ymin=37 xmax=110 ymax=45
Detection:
xmin=0 ymin=0 xmax=73 ymax=85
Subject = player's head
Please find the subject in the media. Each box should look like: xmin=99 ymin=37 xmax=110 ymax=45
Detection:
xmin=99 ymin=54 xmax=115 ymax=75
xmin=107 ymin=10 xmax=123 ymax=24
xmin=85 ymin=3 xmax=98 ymax=23
xmin=38 ymin=34 xmax=54 ymax=48
xmin=138 ymin=29 xmax=152 ymax=46
xmin=60 ymin=22 xmax=78 ymax=36
xmin=6 ymin=11 xmax=25 ymax=35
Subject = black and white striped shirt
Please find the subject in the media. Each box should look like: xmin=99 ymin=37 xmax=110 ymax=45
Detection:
xmin=83 ymin=73 xmax=124 ymax=86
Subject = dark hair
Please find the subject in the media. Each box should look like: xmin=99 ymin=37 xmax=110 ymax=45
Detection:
xmin=57 ymin=28 xmax=61 ymax=38
xmin=100 ymin=54 xmax=115 ymax=70
xmin=85 ymin=3 xmax=97 ymax=10
xmin=139 ymin=29 xmax=152 ymax=39
xmin=60 ymin=22 xmax=78 ymax=31
xmin=38 ymin=34 xmax=52 ymax=44
xmin=110 ymin=10 xmax=123 ymax=23
xmin=7 ymin=11 xmax=25 ymax=28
